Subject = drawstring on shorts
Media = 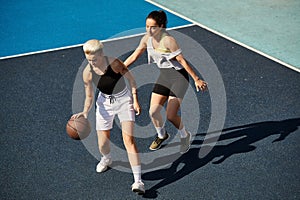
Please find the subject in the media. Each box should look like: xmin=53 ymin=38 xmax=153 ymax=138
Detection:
xmin=100 ymin=88 xmax=128 ymax=104
xmin=108 ymin=95 xmax=116 ymax=104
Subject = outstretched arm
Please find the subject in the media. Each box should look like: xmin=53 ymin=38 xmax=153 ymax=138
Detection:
xmin=176 ymin=54 xmax=207 ymax=92
xmin=165 ymin=36 xmax=207 ymax=92
xmin=124 ymin=35 xmax=148 ymax=68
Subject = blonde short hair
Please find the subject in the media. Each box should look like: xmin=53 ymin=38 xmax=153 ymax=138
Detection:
xmin=83 ymin=39 xmax=104 ymax=54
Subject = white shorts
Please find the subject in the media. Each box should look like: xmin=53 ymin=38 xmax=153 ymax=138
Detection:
xmin=95 ymin=88 xmax=135 ymax=130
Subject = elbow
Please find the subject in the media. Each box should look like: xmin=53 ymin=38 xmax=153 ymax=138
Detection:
xmin=177 ymin=56 xmax=188 ymax=66
xmin=87 ymin=95 xmax=94 ymax=101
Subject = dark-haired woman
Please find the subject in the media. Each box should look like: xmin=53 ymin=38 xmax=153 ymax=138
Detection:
xmin=124 ymin=10 xmax=207 ymax=153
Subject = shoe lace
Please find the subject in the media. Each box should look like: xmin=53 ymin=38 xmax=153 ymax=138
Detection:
xmin=154 ymin=136 xmax=162 ymax=144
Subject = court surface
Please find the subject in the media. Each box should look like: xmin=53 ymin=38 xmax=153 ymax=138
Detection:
xmin=149 ymin=0 xmax=300 ymax=71
xmin=1 ymin=1 xmax=299 ymax=199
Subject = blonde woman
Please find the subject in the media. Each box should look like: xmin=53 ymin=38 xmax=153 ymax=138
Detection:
xmin=72 ymin=39 xmax=145 ymax=194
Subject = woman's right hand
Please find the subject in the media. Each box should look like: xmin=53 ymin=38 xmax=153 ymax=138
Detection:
xmin=71 ymin=112 xmax=88 ymax=119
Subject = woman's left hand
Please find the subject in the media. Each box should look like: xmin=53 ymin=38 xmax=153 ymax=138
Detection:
xmin=134 ymin=101 xmax=141 ymax=115
xmin=195 ymin=79 xmax=208 ymax=92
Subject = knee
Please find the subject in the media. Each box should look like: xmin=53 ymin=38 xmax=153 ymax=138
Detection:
xmin=149 ymin=107 xmax=156 ymax=118
xmin=149 ymin=105 xmax=161 ymax=119
xmin=123 ymin=136 xmax=137 ymax=153
xmin=166 ymin=112 xmax=176 ymax=123
xmin=123 ymin=135 xmax=135 ymax=147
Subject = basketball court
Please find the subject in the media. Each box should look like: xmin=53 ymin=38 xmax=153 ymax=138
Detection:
xmin=1 ymin=1 xmax=299 ymax=199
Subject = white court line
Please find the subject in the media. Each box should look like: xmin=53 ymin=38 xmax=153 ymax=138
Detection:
xmin=0 ymin=23 xmax=193 ymax=61
xmin=0 ymin=45 xmax=82 ymax=60
xmin=2 ymin=0 xmax=299 ymax=74
xmin=146 ymin=0 xmax=300 ymax=73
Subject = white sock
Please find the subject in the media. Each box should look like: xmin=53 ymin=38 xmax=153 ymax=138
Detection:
xmin=131 ymin=165 xmax=142 ymax=183
xmin=178 ymin=126 xmax=188 ymax=138
xmin=102 ymin=153 xmax=111 ymax=160
xmin=155 ymin=126 xmax=166 ymax=139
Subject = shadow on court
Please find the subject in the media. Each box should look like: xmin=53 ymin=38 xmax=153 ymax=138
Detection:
xmin=142 ymin=118 xmax=300 ymax=198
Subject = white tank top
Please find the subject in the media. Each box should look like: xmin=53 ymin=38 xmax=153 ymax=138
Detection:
xmin=147 ymin=36 xmax=183 ymax=70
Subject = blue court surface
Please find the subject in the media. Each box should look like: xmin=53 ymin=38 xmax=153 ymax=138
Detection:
xmin=0 ymin=0 xmax=188 ymax=58
xmin=1 ymin=1 xmax=300 ymax=200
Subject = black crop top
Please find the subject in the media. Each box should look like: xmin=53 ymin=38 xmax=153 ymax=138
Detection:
xmin=90 ymin=57 xmax=126 ymax=95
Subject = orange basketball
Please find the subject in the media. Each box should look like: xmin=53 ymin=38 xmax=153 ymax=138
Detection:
xmin=66 ymin=116 xmax=91 ymax=140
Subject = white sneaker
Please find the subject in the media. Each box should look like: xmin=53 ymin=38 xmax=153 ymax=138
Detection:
xmin=180 ymin=131 xmax=191 ymax=154
xmin=96 ymin=157 xmax=112 ymax=173
xmin=131 ymin=181 xmax=145 ymax=194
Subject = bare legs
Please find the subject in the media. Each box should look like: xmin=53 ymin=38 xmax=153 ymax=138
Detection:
xmin=97 ymin=121 xmax=140 ymax=167
xmin=149 ymin=93 xmax=184 ymax=131
xmin=120 ymin=121 xmax=140 ymax=167
xmin=97 ymin=121 xmax=144 ymax=193
xmin=148 ymin=93 xmax=190 ymax=153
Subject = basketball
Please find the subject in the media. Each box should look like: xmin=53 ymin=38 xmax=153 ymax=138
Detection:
xmin=66 ymin=116 xmax=91 ymax=140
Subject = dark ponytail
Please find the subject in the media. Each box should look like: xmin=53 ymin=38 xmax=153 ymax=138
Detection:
xmin=146 ymin=10 xmax=168 ymax=28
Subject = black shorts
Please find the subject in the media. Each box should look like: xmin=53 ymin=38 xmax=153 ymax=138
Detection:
xmin=152 ymin=68 xmax=189 ymax=99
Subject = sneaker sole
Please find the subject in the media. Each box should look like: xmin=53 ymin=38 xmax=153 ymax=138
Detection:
xmin=96 ymin=166 xmax=108 ymax=173
xmin=132 ymin=188 xmax=145 ymax=195
xmin=149 ymin=134 xmax=170 ymax=151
